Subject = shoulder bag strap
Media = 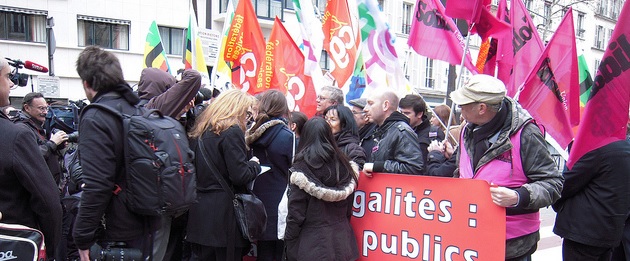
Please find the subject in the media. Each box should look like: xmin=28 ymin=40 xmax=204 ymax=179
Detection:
xmin=197 ymin=137 xmax=239 ymax=261
xmin=196 ymin=138 xmax=235 ymax=199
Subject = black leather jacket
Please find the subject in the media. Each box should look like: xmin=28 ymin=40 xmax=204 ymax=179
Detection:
xmin=370 ymin=111 xmax=424 ymax=174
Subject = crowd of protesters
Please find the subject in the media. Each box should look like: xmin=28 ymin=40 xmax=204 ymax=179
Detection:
xmin=0 ymin=46 xmax=629 ymax=261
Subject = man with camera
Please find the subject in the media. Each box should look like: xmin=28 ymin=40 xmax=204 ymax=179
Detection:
xmin=17 ymin=92 xmax=68 ymax=186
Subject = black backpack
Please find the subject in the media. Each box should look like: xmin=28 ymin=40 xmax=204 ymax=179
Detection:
xmin=84 ymin=103 xmax=197 ymax=216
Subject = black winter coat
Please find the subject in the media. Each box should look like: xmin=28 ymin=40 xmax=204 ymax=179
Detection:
xmin=73 ymin=91 xmax=146 ymax=250
xmin=335 ymin=130 xmax=366 ymax=169
xmin=187 ymin=125 xmax=260 ymax=247
xmin=370 ymin=112 xmax=424 ymax=174
xmin=285 ymin=160 xmax=359 ymax=261
xmin=553 ymin=140 xmax=630 ymax=248
xmin=246 ymin=119 xmax=294 ymax=241
xmin=358 ymin=122 xmax=377 ymax=159
xmin=18 ymin=117 xmax=64 ymax=185
xmin=0 ymin=112 xmax=62 ymax=257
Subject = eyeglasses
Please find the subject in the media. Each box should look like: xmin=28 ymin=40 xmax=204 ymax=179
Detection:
xmin=316 ymin=95 xmax=331 ymax=101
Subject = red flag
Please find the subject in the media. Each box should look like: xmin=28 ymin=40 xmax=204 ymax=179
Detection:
xmin=407 ymin=0 xmax=478 ymax=74
xmin=262 ymin=18 xmax=318 ymax=117
xmin=322 ymin=0 xmax=360 ymax=87
xmin=445 ymin=0 xmax=484 ymax=23
xmin=470 ymin=3 xmax=511 ymax=41
xmin=567 ymin=1 xmax=630 ymax=168
xmin=518 ymin=8 xmax=579 ymax=149
xmin=498 ymin=0 xmax=544 ymax=97
xmin=224 ymin=0 xmax=266 ymax=94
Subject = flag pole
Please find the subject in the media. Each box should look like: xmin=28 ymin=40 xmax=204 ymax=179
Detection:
xmin=444 ymin=22 xmax=475 ymax=147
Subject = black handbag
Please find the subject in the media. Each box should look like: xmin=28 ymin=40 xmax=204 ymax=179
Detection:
xmin=197 ymin=138 xmax=267 ymax=242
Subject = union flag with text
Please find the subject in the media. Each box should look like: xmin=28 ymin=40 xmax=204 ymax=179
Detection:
xmin=264 ymin=18 xmax=318 ymax=117
xmin=224 ymin=0 xmax=265 ymax=94
xmin=517 ymin=8 xmax=579 ymax=149
xmin=323 ymin=0 xmax=361 ymax=87
xmin=407 ymin=0 xmax=477 ymax=74
xmin=568 ymin=1 xmax=630 ymax=168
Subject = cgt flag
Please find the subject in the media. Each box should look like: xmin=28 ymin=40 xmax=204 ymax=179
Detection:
xmin=224 ymin=0 xmax=266 ymax=94
xmin=407 ymin=0 xmax=478 ymax=74
xmin=568 ymin=1 xmax=630 ymax=168
xmin=322 ymin=0 xmax=361 ymax=88
xmin=517 ymin=8 xmax=579 ymax=149
xmin=263 ymin=18 xmax=318 ymax=117
xmin=143 ymin=21 xmax=171 ymax=73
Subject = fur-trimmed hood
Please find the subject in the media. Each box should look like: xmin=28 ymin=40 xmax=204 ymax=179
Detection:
xmin=290 ymin=162 xmax=359 ymax=202
xmin=245 ymin=119 xmax=286 ymax=146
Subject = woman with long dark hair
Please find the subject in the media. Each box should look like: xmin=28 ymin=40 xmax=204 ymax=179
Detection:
xmin=245 ymin=90 xmax=294 ymax=261
xmin=187 ymin=89 xmax=261 ymax=261
xmin=284 ymin=117 xmax=359 ymax=261
xmin=323 ymin=105 xmax=366 ymax=169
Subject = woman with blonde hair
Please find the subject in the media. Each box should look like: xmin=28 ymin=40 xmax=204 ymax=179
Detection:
xmin=188 ymin=89 xmax=261 ymax=261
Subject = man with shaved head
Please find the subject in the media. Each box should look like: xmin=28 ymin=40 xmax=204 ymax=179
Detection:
xmin=362 ymin=90 xmax=423 ymax=175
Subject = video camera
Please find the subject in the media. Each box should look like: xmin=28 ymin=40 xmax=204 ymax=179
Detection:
xmin=5 ymin=58 xmax=29 ymax=87
xmin=89 ymin=242 xmax=143 ymax=261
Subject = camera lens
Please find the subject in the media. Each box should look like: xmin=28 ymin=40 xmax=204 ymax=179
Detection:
xmin=67 ymin=132 xmax=79 ymax=143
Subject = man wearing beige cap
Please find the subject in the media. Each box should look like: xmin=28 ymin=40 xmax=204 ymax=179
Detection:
xmin=450 ymin=74 xmax=563 ymax=260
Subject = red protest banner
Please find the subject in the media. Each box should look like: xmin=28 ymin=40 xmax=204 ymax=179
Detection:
xmin=352 ymin=173 xmax=505 ymax=260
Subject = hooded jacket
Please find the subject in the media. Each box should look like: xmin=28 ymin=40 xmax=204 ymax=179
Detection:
xmin=457 ymin=97 xmax=563 ymax=259
xmin=285 ymin=160 xmax=359 ymax=261
xmin=370 ymin=111 xmax=424 ymax=175
xmin=335 ymin=130 xmax=366 ymax=169
xmin=73 ymin=87 xmax=146 ymax=250
xmin=137 ymin=68 xmax=201 ymax=118
xmin=246 ymin=118 xmax=294 ymax=241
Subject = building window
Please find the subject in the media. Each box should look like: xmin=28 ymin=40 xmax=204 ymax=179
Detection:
xmin=594 ymin=25 xmax=605 ymax=50
xmin=320 ymin=50 xmax=330 ymax=70
xmin=402 ymin=2 xmax=413 ymax=34
xmin=256 ymin=0 xmax=283 ymax=20
xmin=598 ymin=0 xmax=609 ymax=16
xmin=425 ymin=58 xmax=434 ymax=89
xmin=594 ymin=59 xmax=600 ymax=73
xmin=314 ymin=0 xmax=326 ymax=15
xmin=377 ymin=0 xmax=385 ymax=10
xmin=220 ymin=0 xmax=238 ymax=13
xmin=543 ymin=2 xmax=552 ymax=22
xmin=0 ymin=8 xmax=47 ymax=43
xmin=78 ymin=16 xmax=129 ymax=50
xmin=611 ymin=0 xmax=621 ymax=19
xmin=158 ymin=26 xmax=184 ymax=55
xmin=285 ymin=0 xmax=294 ymax=10
xmin=524 ymin=0 xmax=533 ymax=9
xmin=576 ymin=12 xmax=585 ymax=38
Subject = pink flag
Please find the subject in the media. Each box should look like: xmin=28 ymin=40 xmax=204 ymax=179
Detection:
xmin=567 ymin=1 xmax=630 ymax=168
xmin=479 ymin=0 xmax=508 ymax=76
xmin=495 ymin=0 xmax=511 ymax=83
xmin=444 ymin=0 xmax=483 ymax=23
xmin=518 ymin=8 xmax=579 ymax=149
xmin=407 ymin=0 xmax=478 ymax=74
xmin=498 ymin=0 xmax=544 ymax=97
xmin=470 ymin=3 xmax=510 ymax=41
